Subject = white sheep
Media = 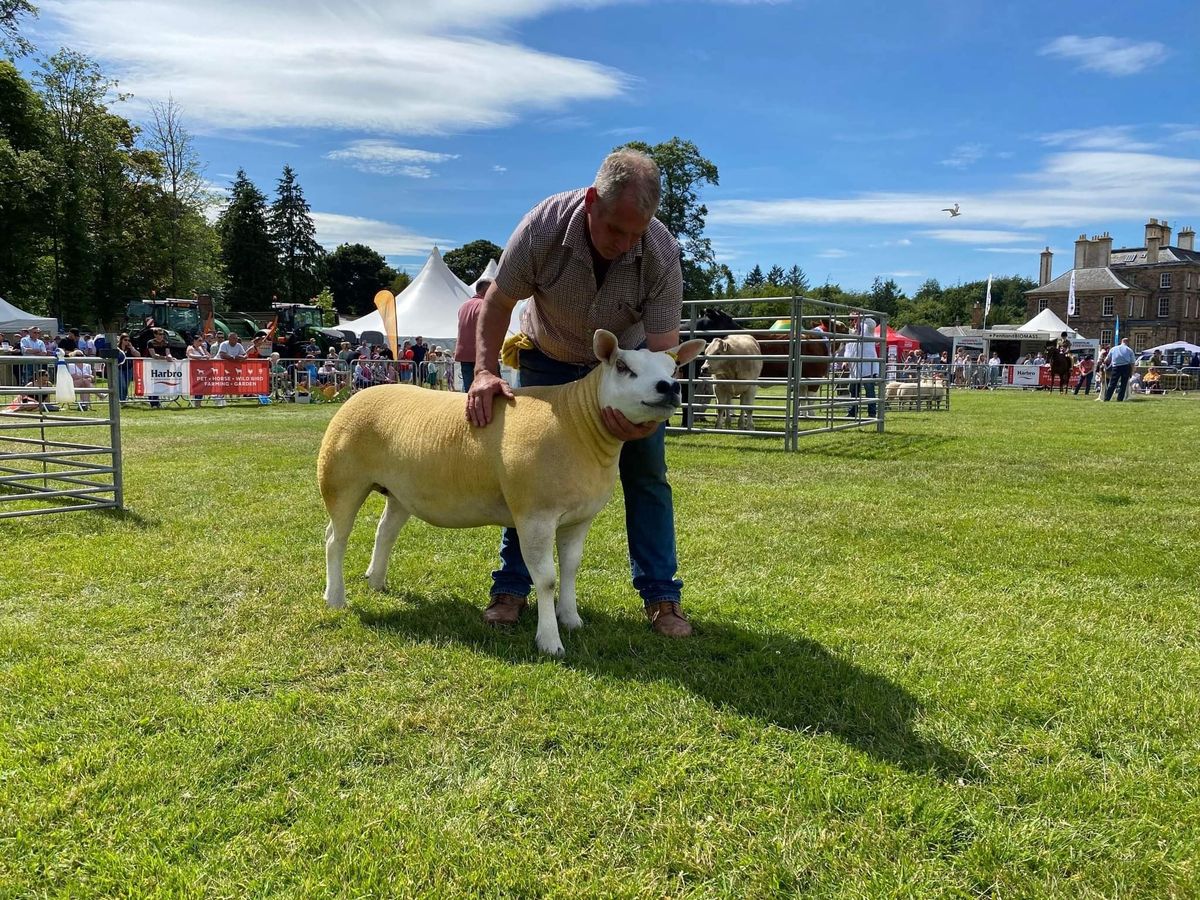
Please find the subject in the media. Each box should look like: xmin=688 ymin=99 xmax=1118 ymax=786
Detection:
xmin=701 ymin=334 xmax=763 ymax=429
xmin=318 ymin=329 xmax=705 ymax=657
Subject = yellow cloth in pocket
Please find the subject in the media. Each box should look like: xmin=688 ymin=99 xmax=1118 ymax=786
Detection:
xmin=501 ymin=332 xmax=535 ymax=369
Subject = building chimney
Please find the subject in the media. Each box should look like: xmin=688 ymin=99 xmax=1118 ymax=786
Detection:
xmin=1085 ymin=235 xmax=1105 ymax=268
xmin=971 ymin=301 xmax=982 ymax=329
xmin=1179 ymin=227 xmax=1196 ymax=252
xmin=1161 ymin=221 xmax=1172 ymax=247
xmin=1147 ymin=232 xmax=1160 ymax=265
xmin=1097 ymin=232 xmax=1113 ymax=267
xmin=1039 ymin=246 xmax=1053 ymax=286
xmin=1074 ymin=234 xmax=1089 ymax=269
xmin=1145 ymin=218 xmax=1159 ymax=246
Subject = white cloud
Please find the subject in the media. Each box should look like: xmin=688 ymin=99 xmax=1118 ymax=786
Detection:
xmin=325 ymin=141 xmax=458 ymax=177
xmin=1039 ymin=35 xmax=1168 ymax=77
xmin=41 ymin=0 xmax=630 ymax=135
xmin=883 ymin=271 xmax=922 ymax=278
xmin=708 ymin=150 xmax=1200 ymax=231
xmin=311 ymin=212 xmax=449 ymax=259
xmin=493 ymin=165 xmax=508 ymax=174
xmin=818 ymin=248 xmax=849 ymax=258
xmin=940 ymin=143 xmax=986 ymax=168
xmin=921 ymin=229 xmax=1041 ymax=244
xmin=1038 ymin=127 xmax=1154 ymax=152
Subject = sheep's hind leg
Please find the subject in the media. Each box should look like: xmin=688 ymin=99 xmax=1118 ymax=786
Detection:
xmin=324 ymin=487 xmax=370 ymax=608
xmin=555 ymin=520 xmax=590 ymax=631
xmin=517 ymin=520 xmax=564 ymax=656
xmin=366 ymin=494 xmax=410 ymax=591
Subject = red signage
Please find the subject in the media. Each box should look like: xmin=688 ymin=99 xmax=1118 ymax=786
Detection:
xmin=189 ymin=359 xmax=270 ymax=395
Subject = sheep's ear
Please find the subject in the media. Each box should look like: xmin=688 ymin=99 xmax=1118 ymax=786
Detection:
xmin=593 ymin=329 xmax=620 ymax=365
xmin=673 ymin=338 xmax=706 ymax=367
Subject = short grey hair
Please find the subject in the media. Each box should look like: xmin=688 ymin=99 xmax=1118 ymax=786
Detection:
xmin=475 ymin=278 xmax=492 ymax=295
xmin=594 ymin=149 xmax=661 ymax=218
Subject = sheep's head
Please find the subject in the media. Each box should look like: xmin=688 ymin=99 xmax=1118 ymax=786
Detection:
xmin=593 ymin=329 xmax=705 ymax=424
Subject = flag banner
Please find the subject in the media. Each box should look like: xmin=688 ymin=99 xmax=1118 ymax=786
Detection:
xmin=134 ymin=358 xmax=188 ymax=397
xmin=984 ymin=275 xmax=993 ymax=322
xmin=1068 ymin=270 xmax=1077 ymax=317
xmin=374 ymin=290 xmax=398 ymax=361
xmin=189 ymin=359 xmax=270 ymax=395
xmin=1114 ymin=315 xmax=1120 ymax=344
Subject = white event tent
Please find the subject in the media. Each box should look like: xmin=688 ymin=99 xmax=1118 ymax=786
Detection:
xmin=469 ymin=259 xmax=499 ymax=295
xmin=339 ymin=247 xmax=471 ymax=340
xmin=0 ymin=296 xmax=58 ymax=335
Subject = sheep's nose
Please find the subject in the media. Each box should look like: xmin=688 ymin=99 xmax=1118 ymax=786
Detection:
xmin=657 ymin=379 xmax=679 ymax=396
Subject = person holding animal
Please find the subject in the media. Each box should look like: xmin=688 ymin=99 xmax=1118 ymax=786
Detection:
xmin=465 ymin=148 xmax=695 ymax=638
xmin=455 ymin=278 xmax=489 ymax=391
xmin=843 ymin=312 xmax=879 ymax=417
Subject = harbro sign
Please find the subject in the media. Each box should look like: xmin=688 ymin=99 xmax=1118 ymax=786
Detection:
xmin=134 ymin=359 xmax=269 ymax=397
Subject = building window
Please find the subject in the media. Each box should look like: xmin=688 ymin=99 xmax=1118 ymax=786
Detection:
xmin=1102 ymin=296 xmax=1114 ymax=317
xmin=1160 ymin=272 xmax=1172 ymax=289
xmin=1100 ymin=329 xmax=1113 ymax=345
xmin=1037 ymin=299 xmax=1049 ymax=312
xmin=1128 ymin=297 xmax=1135 ymax=316
xmin=1158 ymin=296 xmax=1170 ymax=317
xmin=1135 ymin=333 xmax=1150 ymax=352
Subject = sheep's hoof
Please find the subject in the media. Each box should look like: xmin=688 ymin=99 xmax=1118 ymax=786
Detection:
xmin=366 ymin=570 xmax=387 ymax=591
xmin=536 ymin=634 xmax=566 ymax=657
xmin=324 ymin=592 xmax=347 ymax=609
xmin=558 ymin=611 xmax=584 ymax=630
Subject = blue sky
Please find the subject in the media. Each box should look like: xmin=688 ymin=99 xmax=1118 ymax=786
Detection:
xmin=24 ymin=0 xmax=1200 ymax=293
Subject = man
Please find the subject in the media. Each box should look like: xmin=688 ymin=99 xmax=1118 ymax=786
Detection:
xmin=843 ymin=312 xmax=879 ymax=417
xmin=1104 ymin=337 xmax=1136 ymax=401
xmin=1073 ymin=355 xmax=1095 ymax=395
xmin=19 ymin=326 xmax=46 ymax=383
xmin=216 ymin=331 xmax=246 ymax=361
xmin=455 ymin=278 xmax=489 ymax=391
xmin=466 ymin=149 xmax=691 ymax=637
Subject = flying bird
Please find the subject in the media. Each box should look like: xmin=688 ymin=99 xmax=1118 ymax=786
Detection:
xmin=942 ymin=203 xmax=961 ymax=217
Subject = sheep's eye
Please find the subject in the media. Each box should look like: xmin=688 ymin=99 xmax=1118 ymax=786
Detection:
xmin=615 ymin=360 xmax=635 ymax=377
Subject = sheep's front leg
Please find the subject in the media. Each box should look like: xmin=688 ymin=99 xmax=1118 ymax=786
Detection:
xmin=366 ymin=495 xmax=409 ymax=591
xmin=555 ymin=520 xmax=591 ymax=631
xmin=517 ymin=520 xmax=564 ymax=656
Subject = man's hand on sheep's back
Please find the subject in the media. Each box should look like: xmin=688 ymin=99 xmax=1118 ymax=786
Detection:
xmin=601 ymin=407 xmax=659 ymax=442
xmin=466 ymin=370 xmax=515 ymax=427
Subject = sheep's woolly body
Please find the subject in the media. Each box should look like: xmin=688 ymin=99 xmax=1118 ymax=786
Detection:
xmin=318 ymin=367 xmax=622 ymax=532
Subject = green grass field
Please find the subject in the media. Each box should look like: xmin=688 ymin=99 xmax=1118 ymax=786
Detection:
xmin=2 ymin=391 xmax=1198 ymax=898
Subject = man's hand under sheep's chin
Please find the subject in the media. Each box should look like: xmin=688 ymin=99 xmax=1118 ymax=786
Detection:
xmin=601 ymin=407 xmax=659 ymax=441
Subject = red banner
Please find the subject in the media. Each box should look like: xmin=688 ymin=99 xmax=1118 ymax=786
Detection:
xmin=190 ymin=359 xmax=269 ymax=395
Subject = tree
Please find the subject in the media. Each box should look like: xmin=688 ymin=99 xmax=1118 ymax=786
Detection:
xmin=388 ymin=271 xmax=412 ymax=295
xmin=325 ymin=242 xmax=396 ymax=316
xmin=0 ymin=59 xmax=53 ymax=310
xmin=742 ymin=265 xmax=765 ymax=293
xmin=1 ymin=0 xmax=36 ymax=57
xmin=617 ymin=137 xmax=718 ymax=304
xmin=786 ymin=265 xmax=810 ymax=296
xmin=270 ymin=165 xmax=324 ymax=304
xmin=217 ymin=168 xmax=278 ymax=310
xmin=867 ymin=276 xmax=905 ymax=319
xmin=766 ymin=264 xmax=786 ymax=287
xmin=443 ymin=239 xmax=501 ymax=284
xmin=313 ymin=285 xmax=335 ymax=326
xmin=144 ymin=97 xmax=206 ymax=295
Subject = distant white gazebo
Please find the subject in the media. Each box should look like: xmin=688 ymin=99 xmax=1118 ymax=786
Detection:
xmin=339 ymin=246 xmax=471 ymax=340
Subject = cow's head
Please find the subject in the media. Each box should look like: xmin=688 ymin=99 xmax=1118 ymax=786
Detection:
xmin=593 ymin=330 xmax=705 ymax=425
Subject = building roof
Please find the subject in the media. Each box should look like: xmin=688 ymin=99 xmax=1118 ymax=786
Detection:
xmin=1110 ymin=246 xmax=1200 ymax=266
xmin=1025 ymin=267 xmax=1137 ymax=296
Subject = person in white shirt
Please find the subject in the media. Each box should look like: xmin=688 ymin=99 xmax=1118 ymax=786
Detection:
xmin=186 ymin=335 xmax=211 ymax=407
xmin=216 ymin=332 xmax=247 ymax=360
xmin=843 ymin=313 xmax=879 ymax=418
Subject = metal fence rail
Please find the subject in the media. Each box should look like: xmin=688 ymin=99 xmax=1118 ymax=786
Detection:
xmin=0 ymin=354 xmax=123 ymax=519
xmin=671 ymin=295 xmax=889 ymax=450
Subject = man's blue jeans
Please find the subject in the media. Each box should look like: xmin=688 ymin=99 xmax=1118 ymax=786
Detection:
xmin=1105 ymin=363 xmax=1132 ymax=401
xmin=491 ymin=347 xmax=683 ymax=606
xmin=847 ymin=381 xmax=877 ymax=417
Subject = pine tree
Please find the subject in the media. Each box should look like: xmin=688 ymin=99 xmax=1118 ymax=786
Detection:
xmin=217 ymin=169 xmax=278 ymax=310
xmin=786 ymin=265 xmax=810 ymax=295
xmin=742 ymin=264 xmax=765 ymax=295
xmin=766 ymin=264 xmax=786 ymax=287
xmin=270 ymin=165 xmax=324 ymax=304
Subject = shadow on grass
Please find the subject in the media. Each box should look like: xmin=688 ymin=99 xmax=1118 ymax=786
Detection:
xmin=356 ymin=595 xmax=978 ymax=781
xmin=95 ymin=505 xmax=154 ymax=527
xmin=790 ymin=433 xmax=957 ymax=461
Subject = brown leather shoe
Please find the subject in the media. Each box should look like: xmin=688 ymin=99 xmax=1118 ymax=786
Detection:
xmin=483 ymin=593 xmax=527 ymax=626
xmin=645 ymin=600 xmax=692 ymax=637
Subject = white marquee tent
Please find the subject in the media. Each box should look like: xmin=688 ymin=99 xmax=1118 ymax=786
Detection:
xmin=0 ymin=296 xmax=58 ymax=335
xmin=469 ymin=259 xmax=499 ymax=295
xmin=339 ymin=247 xmax=471 ymax=339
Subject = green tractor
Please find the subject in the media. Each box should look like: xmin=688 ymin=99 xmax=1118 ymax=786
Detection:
xmin=257 ymin=302 xmax=347 ymax=358
xmin=123 ymin=298 xmax=260 ymax=355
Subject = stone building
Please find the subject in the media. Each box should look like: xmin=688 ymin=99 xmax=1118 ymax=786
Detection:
xmin=1025 ymin=218 xmax=1200 ymax=350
